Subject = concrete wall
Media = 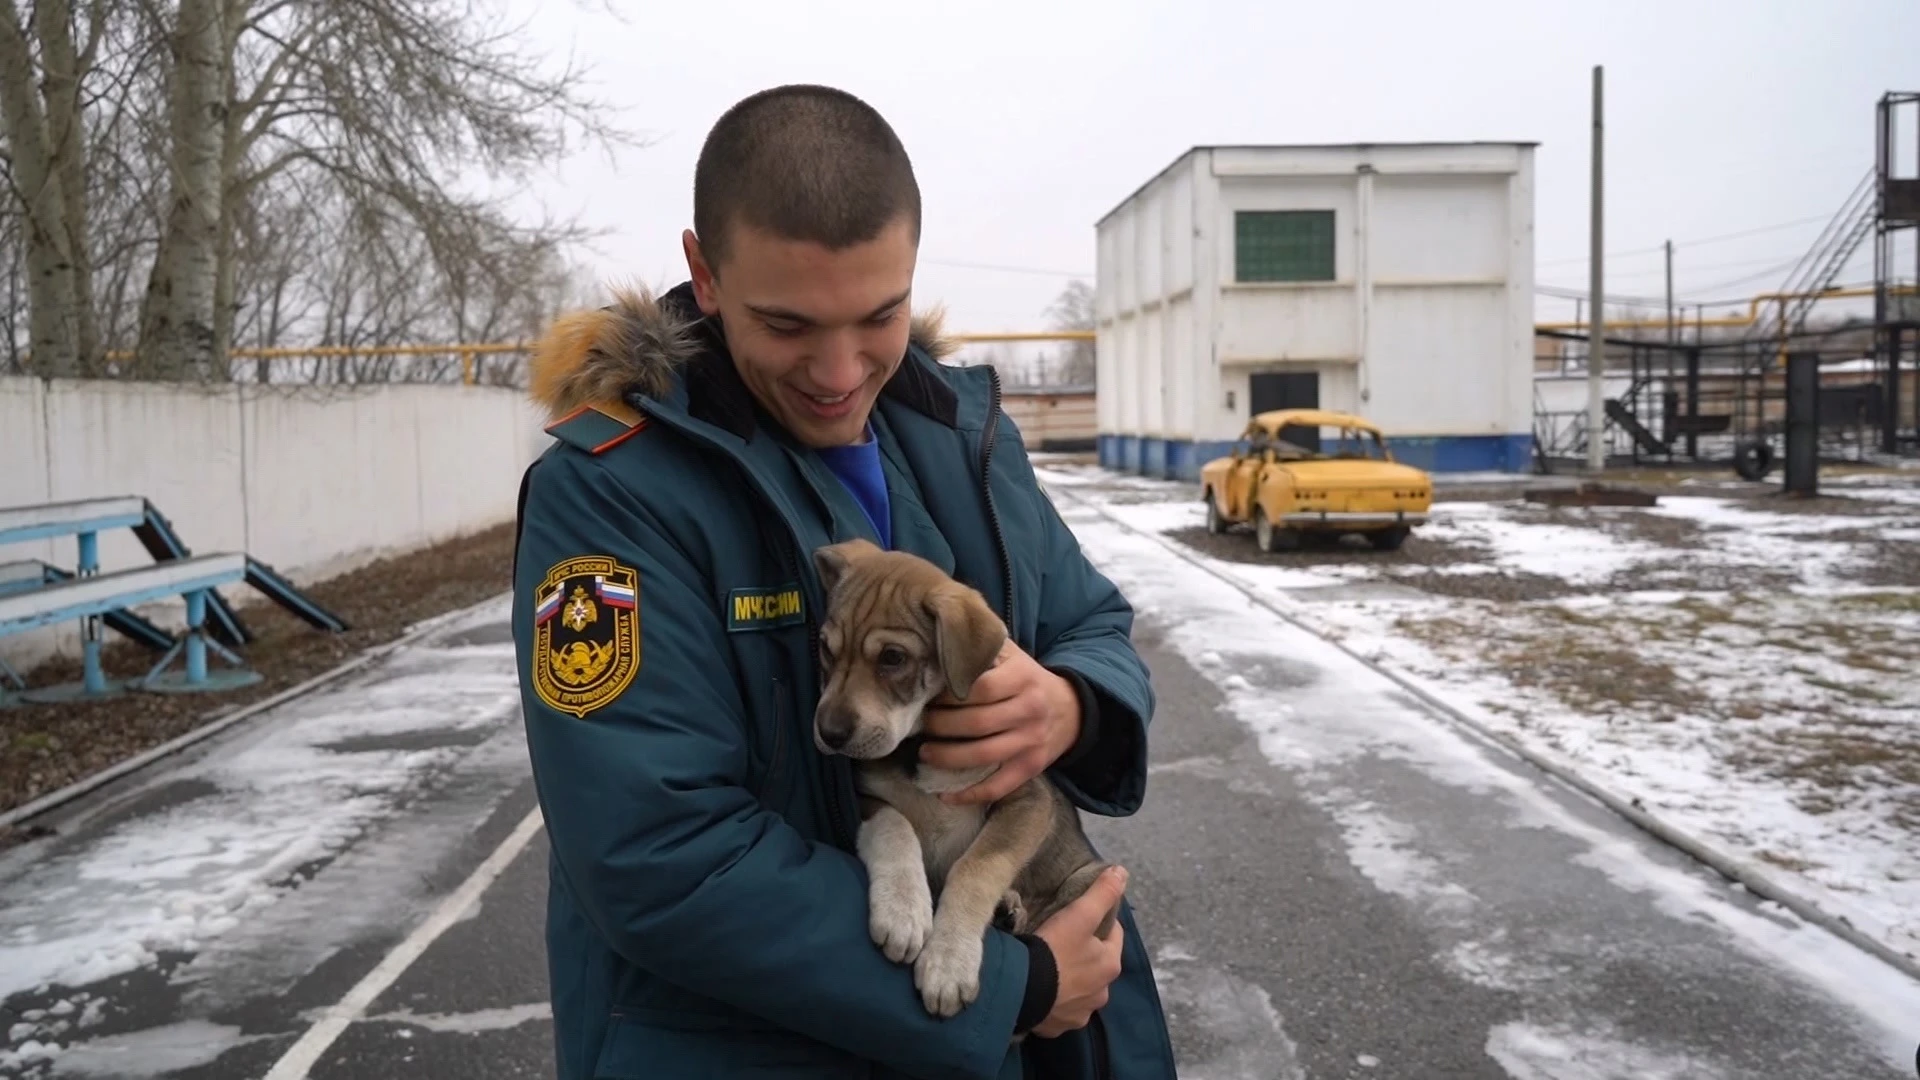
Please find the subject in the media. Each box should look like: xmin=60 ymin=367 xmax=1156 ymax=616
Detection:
xmin=1001 ymin=391 xmax=1096 ymax=451
xmin=1096 ymin=142 xmax=1537 ymax=480
xmin=1 ymin=376 xmax=548 ymax=670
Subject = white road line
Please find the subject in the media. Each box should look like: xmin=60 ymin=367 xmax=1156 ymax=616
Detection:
xmin=261 ymin=804 xmax=547 ymax=1080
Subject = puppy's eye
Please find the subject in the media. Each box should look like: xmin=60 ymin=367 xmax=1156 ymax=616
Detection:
xmin=877 ymin=645 xmax=907 ymax=669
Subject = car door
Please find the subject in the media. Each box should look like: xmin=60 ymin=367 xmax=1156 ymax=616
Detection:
xmin=1228 ymin=433 xmax=1267 ymax=519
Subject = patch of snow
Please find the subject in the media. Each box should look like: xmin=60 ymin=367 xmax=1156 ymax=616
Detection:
xmin=1426 ymin=503 xmax=1661 ymax=584
xmin=1322 ymin=802 xmax=1478 ymax=922
xmin=0 ymin=630 xmax=522 ymax=1003
xmin=0 ymin=1039 xmax=63 ymax=1071
xmin=1304 ymin=588 xmax=1920 ymax=962
xmin=1149 ymin=949 xmax=1305 ymax=1080
xmin=37 ymin=1019 xmax=259 ymax=1077
xmin=1486 ymin=1021 xmax=1731 ymax=1079
xmin=364 ymin=1002 xmax=552 ymax=1035
xmin=1052 ymin=493 xmax=1920 ymax=1071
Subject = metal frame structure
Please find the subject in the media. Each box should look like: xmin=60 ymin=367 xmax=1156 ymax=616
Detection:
xmin=1534 ymin=90 xmax=1920 ymax=476
xmin=1875 ymin=91 xmax=1920 ymax=454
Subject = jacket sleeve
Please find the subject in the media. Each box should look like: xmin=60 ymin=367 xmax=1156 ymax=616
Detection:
xmin=1000 ymin=437 xmax=1155 ymax=819
xmin=512 ymin=449 xmax=1028 ymax=1080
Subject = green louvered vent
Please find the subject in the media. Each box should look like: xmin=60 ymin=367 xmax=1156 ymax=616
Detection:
xmin=1234 ymin=210 xmax=1336 ymax=283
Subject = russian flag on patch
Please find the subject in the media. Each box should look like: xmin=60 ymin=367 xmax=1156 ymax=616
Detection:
xmin=533 ymin=584 xmax=564 ymax=625
xmin=596 ymin=576 xmax=636 ymax=609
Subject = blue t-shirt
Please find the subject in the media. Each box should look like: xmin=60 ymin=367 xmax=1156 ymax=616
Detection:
xmin=816 ymin=427 xmax=892 ymax=549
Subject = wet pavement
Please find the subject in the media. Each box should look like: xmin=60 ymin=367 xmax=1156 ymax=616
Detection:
xmin=2 ymin=509 xmax=1918 ymax=1079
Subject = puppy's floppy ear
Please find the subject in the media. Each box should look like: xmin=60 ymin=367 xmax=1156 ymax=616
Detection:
xmin=814 ymin=538 xmax=881 ymax=598
xmin=924 ymin=582 xmax=1007 ymax=701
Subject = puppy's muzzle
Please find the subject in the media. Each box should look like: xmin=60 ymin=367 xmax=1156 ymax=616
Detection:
xmin=814 ymin=702 xmax=860 ymax=755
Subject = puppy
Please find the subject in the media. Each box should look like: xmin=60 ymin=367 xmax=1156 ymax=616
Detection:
xmin=811 ymin=538 xmax=1120 ymax=1023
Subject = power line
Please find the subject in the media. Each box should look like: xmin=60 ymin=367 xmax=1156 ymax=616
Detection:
xmin=1535 ymin=212 xmax=1836 ymax=268
xmin=1536 ymin=251 xmax=1815 ymax=295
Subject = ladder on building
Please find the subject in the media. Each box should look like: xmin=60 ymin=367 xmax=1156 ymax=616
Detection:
xmin=1745 ymin=167 xmax=1877 ymax=351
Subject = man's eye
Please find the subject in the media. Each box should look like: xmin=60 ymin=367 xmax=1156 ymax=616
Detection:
xmin=765 ymin=321 xmax=805 ymax=337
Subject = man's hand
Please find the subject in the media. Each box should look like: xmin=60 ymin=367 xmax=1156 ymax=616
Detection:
xmin=1030 ymin=866 xmax=1128 ymax=1038
xmin=919 ymin=639 xmax=1081 ymax=805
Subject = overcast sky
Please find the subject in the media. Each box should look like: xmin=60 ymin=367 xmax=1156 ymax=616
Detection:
xmin=499 ymin=0 xmax=1918 ymax=339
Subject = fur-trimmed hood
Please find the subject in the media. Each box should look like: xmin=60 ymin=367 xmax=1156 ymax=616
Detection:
xmin=527 ymin=282 xmax=961 ymax=422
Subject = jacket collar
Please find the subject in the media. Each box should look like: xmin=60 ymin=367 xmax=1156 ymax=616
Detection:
xmin=525 ymin=278 xmax=962 ymax=444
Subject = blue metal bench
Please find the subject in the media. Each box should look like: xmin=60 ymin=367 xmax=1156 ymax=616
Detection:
xmin=0 ymin=554 xmax=256 ymax=701
xmin=0 ymin=496 xmax=327 ymax=704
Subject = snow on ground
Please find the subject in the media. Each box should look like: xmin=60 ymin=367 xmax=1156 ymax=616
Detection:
xmin=0 ymin=597 xmax=522 ymax=1065
xmin=1046 ymin=488 xmax=1920 ymax=1065
xmin=1039 ymin=464 xmax=1920 ymax=971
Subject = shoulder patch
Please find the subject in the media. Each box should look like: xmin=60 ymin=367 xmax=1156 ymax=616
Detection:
xmin=545 ymin=401 xmax=649 ymax=456
xmin=531 ymin=555 xmax=642 ymax=717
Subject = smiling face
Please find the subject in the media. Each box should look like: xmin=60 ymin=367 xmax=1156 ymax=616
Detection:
xmin=682 ymin=215 xmax=917 ymax=449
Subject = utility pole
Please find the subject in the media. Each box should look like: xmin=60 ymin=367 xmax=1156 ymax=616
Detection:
xmin=1664 ymin=239 xmax=1676 ymax=390
xmin=1586 ymin=64 xmax=1606 ymax=473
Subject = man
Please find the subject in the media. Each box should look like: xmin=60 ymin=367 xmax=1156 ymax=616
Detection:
xmin=510 ymin=83 xmax=1177 ymax=1080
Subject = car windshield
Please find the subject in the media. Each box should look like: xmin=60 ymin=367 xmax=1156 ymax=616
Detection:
xmin=1268 ymin=423 xmax=1389 ymax=461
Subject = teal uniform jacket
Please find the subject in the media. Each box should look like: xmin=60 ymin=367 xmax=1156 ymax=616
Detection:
xmin=510 ymin=281 xmax=1177 ymax=1080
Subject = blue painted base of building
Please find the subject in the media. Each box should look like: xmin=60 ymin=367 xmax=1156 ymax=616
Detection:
xmin=1097 ymin=433 xmax=1534 ymax=483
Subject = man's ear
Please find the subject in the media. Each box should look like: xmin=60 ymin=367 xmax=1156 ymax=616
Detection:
xmin=925 ymin=584 xmax=1007 ymax=701
xmin=683 ymin=229 xmax=721 ymax=315
xmin=813 ymin=538 xmax=881 ymax=598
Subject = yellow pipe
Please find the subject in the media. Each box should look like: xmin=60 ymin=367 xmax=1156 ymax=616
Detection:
xmin=1535 ymin=316 xmax=1751 ymax=331
xmin=1535 ymin=285 xmax=1912 ymax=334
xmin=58 ymin=286 xmax=1908 ymax=387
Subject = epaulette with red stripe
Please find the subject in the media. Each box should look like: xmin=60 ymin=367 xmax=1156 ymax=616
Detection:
xmin=544 ymin=401 xmax=650 ymax=455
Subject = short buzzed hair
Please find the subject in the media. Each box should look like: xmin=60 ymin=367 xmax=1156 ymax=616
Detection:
xmin=692 ymin=84 xmax=922 ymax=271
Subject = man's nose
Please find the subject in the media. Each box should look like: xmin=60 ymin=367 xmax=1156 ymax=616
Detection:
xmin=806 ymin=334 xmax=866 ymax=394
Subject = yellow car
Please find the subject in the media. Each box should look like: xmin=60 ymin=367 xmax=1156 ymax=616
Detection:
xmin=1199 ymin=409 xmax=1433 ymax=552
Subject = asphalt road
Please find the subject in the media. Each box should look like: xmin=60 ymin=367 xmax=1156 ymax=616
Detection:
xmin=4 ymin=571 xmax=1919 ymax=1078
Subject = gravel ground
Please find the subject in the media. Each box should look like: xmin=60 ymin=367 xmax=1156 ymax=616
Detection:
xmin=1163 ymin=521 xmax=1594 ymax=602
xmin=0 ymin=522 xmax=518 ymax=839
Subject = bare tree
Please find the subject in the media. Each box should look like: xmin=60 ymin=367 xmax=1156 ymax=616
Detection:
xmin=3 ymin=0 xmax=642 ymax=383
xmin=1044 ymin=278 xmax=1095 ymax=386
xmin=133 ymin=0 xmax=226 ymax=379
xmin=0 ymin=0 xmax=112 ymax=376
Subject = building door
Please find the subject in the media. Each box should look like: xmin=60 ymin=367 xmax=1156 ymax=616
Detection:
xmin=1249 ymin=372 xmax=1321 ymax=453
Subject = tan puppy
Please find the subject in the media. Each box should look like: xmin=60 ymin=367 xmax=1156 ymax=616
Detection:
xmin=811 ymin=538 xmax=1120 ymax=1023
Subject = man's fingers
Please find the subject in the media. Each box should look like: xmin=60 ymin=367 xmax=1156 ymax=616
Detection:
xmin=929 ymin=660 xmax=1019 ymax=709
xmin=921 ymin=699 xmax=1021 ymax=741
xmin=919 ymin=729 xmax=1026 ymax=772
xmin=1074 ymin=866 xmax=1128 ymax=929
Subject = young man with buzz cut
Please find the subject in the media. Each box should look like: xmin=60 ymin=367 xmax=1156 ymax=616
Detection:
xmin=511 ymin=82 xmax=1177 ymax=1080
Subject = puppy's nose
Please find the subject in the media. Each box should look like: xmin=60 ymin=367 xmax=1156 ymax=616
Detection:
xmin=819 ymin=725 xmax=852 ymax=750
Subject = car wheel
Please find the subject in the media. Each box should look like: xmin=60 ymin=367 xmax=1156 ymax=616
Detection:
xmin=1205 ymin=493 xmax=1227 ymax=535
xmin=1256 ymin=510 xmax=1300 ymax=553
xmin=1368 ymin=527 xmax=1411 ymax=552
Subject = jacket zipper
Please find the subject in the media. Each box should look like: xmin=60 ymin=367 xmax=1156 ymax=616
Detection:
xmin=979 ymin=364 xmax=1015 ymax=626
xmin=779 ymin=534 xmax=856 ymax=850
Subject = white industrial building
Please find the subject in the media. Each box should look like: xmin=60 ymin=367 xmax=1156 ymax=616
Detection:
xmin=1093 ymin=142 xmax=1538 ymax=480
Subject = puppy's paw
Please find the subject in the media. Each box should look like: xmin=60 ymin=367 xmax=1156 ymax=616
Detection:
xmin=914 ymin=928 xmax=983 ymax=1018
xmin=868 ymin=875 xmax=933 ymax=964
